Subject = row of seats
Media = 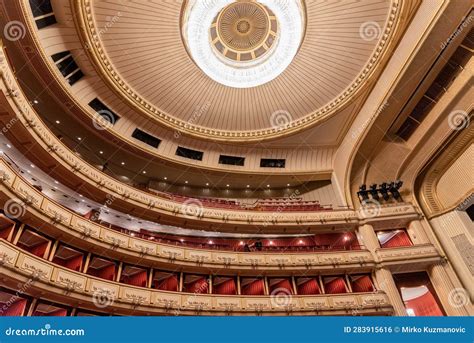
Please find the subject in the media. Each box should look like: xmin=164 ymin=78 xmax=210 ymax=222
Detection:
xmin=0 ymin=214 xmax=376 ymax=298
xmin=148 ymin=189 xmax=331 ymax=212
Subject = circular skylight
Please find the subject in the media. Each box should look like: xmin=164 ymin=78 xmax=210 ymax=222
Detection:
xmin=183 ymin=0 xmax=304 ymax=88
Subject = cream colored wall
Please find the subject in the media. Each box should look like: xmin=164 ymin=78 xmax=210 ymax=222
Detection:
xmin=436 ymin=144 xmax=474 ymax=209
xmin=430 ymin=211 xmax=473 ymax=300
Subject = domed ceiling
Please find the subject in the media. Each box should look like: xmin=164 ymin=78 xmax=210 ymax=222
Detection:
xmin=76 ymin=0 xmax=400 ymax=141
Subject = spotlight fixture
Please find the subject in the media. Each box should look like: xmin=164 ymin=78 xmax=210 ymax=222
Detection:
xmin=369 ymin=184 xmax=379 ymax=201
xmin=389 ymin=180 xmax=403 ymax=200
xmin=380 ymin=182 xmax=390 ymax=201
xmin=357 ymin=184 xmax=369 ymax=201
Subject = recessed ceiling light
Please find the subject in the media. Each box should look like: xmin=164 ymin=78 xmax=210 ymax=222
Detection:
xmin=30 ymin=164 xmax=35 ymax=168
xmin=33 ymin=100 xmax=39 ymax=104
xmin=6 ymin=144 xmax=11 ymax=148
xmin=180 ymin=239 xmax=184 ymax=242
xmin=121 ymin=162 xmax=125 ymax=165
xmin=205 ymin=182 xmax=209 ymax=186
xmin=99 ymin=151 xmax=103 ymax=154
xmin=79 ymin=194 xmax=83 ymax=197
xmin=287 ymin=183 xmax=290 ymax=187
xmin=208 ymin=240 xmax=214 ymax=244
xmin=54 ymin=180 xmax=59 ymax=184
xmin=77 ymin=137 xmax=82 ymax=141
xmin=164 ymin=177 xmax=167 ymax=180
xmin=298 ymin=240 xmax=304 ymax=244
xmin=55 ymin=120 xmax=60 ymax=124
xmin=142 ymin=170 xmax=147 ymax=174
xmin=246 ymin=185 xmax=250 ymax=188
xmin=269 ymin=240 xmax=274 ymax=245
xmin=226 ymin=184 xmax=230 ymax=187
xmin=185 ymin=180 xmax=188 ymax=184
xmin=267 ymin=184 xmax=270 ymax=188
xmin=239 ymin=241 xmax=244 ymax=245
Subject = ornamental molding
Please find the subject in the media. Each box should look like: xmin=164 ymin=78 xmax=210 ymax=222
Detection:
xmin=0 ymin=155 xmax=427 ymax=271
xmin=417 ymin=125 xmax=474 ymax=218
xmin=64 ymin=0 xmax=417 ymax=142
xmin=0 ymin=240 xmax=395 ymax=315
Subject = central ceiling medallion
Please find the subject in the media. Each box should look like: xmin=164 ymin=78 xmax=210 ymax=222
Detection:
xmin=182 ymin=0 xmax=304 ymax=88
xmin=211 ymin=1 xmax=277 ymax=62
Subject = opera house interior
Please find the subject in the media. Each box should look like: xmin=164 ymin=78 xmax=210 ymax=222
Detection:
xmin=0 ymin=0 xmax=472 ymax=319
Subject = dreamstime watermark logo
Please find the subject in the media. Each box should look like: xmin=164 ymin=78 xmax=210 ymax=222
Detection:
xmin=270 ymin=287 xmax=292 ymax=308
xmin=359 ymin=21 xmax=382 ymax=42
xmin=270 ymin=110 xmax=292 ymax=131
xmin=92 ymin=289 xmax=114 ymax=309
xmin=1 ymin=116 xmax=19 ymax=134
xmin=174 ymin=102 xmax=211 ymax=139
xmin=448 ymin=288 xmax=469 ymax=308
xmin=3 ymin=199 xmax=26 ymax=219
xmin=3 ymin=21 xmax=26 ymax=42
xmin=360 ymin=198 xmax=381 ymax=218
xmin=92 ymin=110 xmax=116 ymax=130
xmin=0 ymin=278 xmax=33 ymax=316
xmin=83 ymin=12 xmax=122 ymax=51
xmin=90 ymin=194 xmax=116 ymax=221
xmin=440 ymin=15 xmax=473 ymax=49
xmin=448 ymin=110 xmax=470 ymax=131
xmin=351 ymin=102 xmax=388 ymax=140
xmin=180 ymin=198 xmax=204 ymax=219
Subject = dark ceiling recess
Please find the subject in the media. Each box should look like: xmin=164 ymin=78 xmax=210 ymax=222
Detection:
xmin=131 ymin=129 xmax=161 ymax=148
xmin=396 ymin=29 xmax=472 ymax=141
xmin=88 ymin=98 xmax=120 ymax=125
xmin=260 ymin=158 xmax=286 ymax=168
xmin=176 ymin=147 xmax=204 ymax=161
xmin=51 ymin=51 xmax=84 ymax=86
xmin=29 ymin=0 xmax=57 ymax=28
xmin=219 ymin=155 xmax=245 ymax=166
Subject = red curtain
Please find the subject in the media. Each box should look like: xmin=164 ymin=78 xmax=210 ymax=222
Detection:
xmin=313 ymin=233 xmax=358 ymax=250
xmin=88 ymin=264 xmax=116 ymax=281
xmin=241 ymin=279 xmax=265 ymax=295
xmin=381 ymin=230 xmax=412 ymax=248
xmin=297 ymin=278 xmax=320 ymax=295
xmin=17 ymin=241 xmax=49 ymax=258
xmin=351 ymin=275 xmax=374 ymax=292
xmin=324 ymin=277 xmax=347 ymax=294
xmin=0 ymin=299 xmax=26 ymax=316
xmin=33 ymin=308 xmax=68 ymax=316
xmin=121 ymin=270 xmax=147 ymax=287
xmin=405 ymin=291 xmax=444 ymax=316
xmin=0 ymin=225 xmax=12 ymax=240
xmin=53 ymin=255 xmax=83 ymax=272
xmin=269 ymin=279 xmax=293 ymax=294
xmin=184 ymin=278 xmax=208 ymax=294
xmin=155 ymin=275 xmax=178 ymax=291
xmin=213 ymin=279 xmax=236 ymax=295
